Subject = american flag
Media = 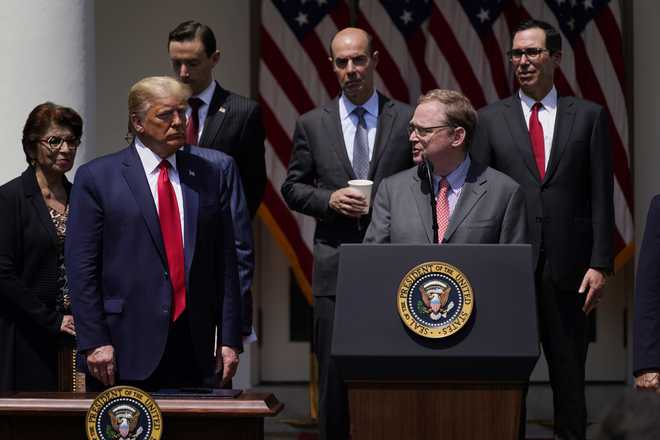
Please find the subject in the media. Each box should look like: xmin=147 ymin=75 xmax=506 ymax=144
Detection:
xmin=259 ymin=0 xmax=632 ymax=303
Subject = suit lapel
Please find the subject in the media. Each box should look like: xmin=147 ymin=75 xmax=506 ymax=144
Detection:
xmin=199 ymin=81 xmax=229 ymax=146
xmin=121 ymin=145 xmax=167 ymax=265
xmin=176 ymin=150 xmax=199 ymax=278
xmin=21 ymin=168 xmax=58 ymax=246
xmin=368 ymin=93 xmax=395 ymax=179
xmin=443 ymin=162 xmax=487 ymax=242
xmin=323 ymin=98 xmax=356 ymax=179
xmin=411 ymin=171 xmax=434 ymax=243
xmin=503 ymin=96 xmax=542 ymax=181
xmin=543 ymin=96 xmax=575 ymax=183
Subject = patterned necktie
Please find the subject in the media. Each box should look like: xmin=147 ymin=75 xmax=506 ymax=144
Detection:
xmin=436 ymin=178 xmax=450 ymax=243
xmin=186 ymin=97 xmax=204 ymax=145
xmin=529 ymin=102 xmax=545 ymax=179
xmin=157 ymin=161 xmax=186 ymax=321
xmin=352 ymin=107 xmax=370 ymax=179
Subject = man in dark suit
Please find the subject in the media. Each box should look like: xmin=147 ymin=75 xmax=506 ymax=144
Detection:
xmin=634 ymin=196 xmax=660 ymax=391
xmin=281 ymin=27 xmax=413 ymax=440
xmin=471 ymin=19 xmax=614 ymax=440
xmin=365 ymin=89 xmax=527 ymax=245
xmin=66 ymin=76 xmax=242 ymax=390
xmin=168 ymin=20 xmax=266 ymax=218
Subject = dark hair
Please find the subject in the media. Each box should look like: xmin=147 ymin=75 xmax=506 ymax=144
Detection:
xmin=513 ymin=19 xmax=562 ymax=54
xmin=168 ymin=20 xmax=217 ymax=57
xmin=22 ymin=102 xmax=83 ymax=165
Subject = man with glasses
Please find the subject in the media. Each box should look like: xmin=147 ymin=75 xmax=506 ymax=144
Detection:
xmin=471 ymin=19 xmax=614 ymax=440
xmin=364 ymin=89 xmax=527 ymax=245
xmin=281 ymin=27 xmax=413 ymax=440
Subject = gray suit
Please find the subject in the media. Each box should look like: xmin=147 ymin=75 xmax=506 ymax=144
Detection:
xmin=364 ymin=161 xmax=528 ymax=245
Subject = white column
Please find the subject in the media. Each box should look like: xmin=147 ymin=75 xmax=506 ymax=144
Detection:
xmin=0 ymin=0 xmax=95 ymax=184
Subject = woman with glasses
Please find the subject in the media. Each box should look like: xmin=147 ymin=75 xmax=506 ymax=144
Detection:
xmin=0 ymin=102 xmax=82 ymax=392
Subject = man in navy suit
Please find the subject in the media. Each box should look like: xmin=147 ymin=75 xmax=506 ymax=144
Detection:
xmin=634 ymin=195 xmax=660 ymax=390
xmin=66 ymin=76 xmax=242 ymax=389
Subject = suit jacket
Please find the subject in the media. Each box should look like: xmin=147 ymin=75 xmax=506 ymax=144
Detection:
xmin=634 ymin=195 xmax=660 ymax=375
xmin=198 ymin=81 xmax=266 ymax=218
xmin=0 ymin=167 xmax=71 ymax=391
xmin=66 ymin=144 xmax=241 ymax=381
xmin=471 ymin=94 xmax=614 ymax=290
xmin=364 ymin=161 xmax=528 ymax=244
xmin=185 ymin=145 xmax=255 ymax=336
xmin=281 ymin=93 xmax=413 ymax=297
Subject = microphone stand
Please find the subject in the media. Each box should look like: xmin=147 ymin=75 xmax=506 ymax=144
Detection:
xmin=422 ymin=157 xmax=439 ymax=243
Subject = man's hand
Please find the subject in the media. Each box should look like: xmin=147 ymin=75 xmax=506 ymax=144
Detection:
xmin=86 ymin=345 xmax=116 ymax=386
xmin=217 ymin=346 xmax=240 ymax=387
xmin=635 ymin=371 xmax=660 ymax=391
xmin=329 ymin=188 xmax=367 ymax=218
xmin=579 ymin=268 xmax=607 ymax=315
xmin=60 ymin=315 xmax=75 ymax=336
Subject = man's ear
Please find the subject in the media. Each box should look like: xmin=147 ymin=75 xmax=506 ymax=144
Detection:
xmin=130 ymin=113 xmax=144 ymax=133
xmin=210 ymin=50 xmax=220 ymax=67
xmin=452 ymin=126 xmax=466 ymax=149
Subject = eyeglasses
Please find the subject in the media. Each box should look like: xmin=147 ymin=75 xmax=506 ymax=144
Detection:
xmin=39 ymin=136 xmax=81 ymax=152
xmin=407 ymin=123 xmax=454 ymax=137
xmin=507 ymin=48 xmax=549 ymax=62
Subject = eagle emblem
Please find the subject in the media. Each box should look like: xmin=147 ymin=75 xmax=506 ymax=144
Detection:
xmin=108 ymin=404 xmax=143 ymax=439
xmin=419 ymin=280 xmax=454 ymax=320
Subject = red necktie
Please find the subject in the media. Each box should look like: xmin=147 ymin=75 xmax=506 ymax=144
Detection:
xmin=186 ymin=97 xmax=204 ymax=145
xmin=157 ymin=161 xmax=186 ymax=321
xmin=529 ymin=102 xmax=545 ymax=179
xmin=436 ymin=178 xmax=450 ymax=243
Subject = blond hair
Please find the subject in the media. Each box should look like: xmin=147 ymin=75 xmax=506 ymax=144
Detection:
xmin=127 ymin=76 xmax=191 ymax=133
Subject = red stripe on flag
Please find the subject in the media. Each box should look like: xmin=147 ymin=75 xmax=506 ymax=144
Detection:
xmin=428 ymin=4 xmax=487 ymax=108
xmin=480 ymin=30 xmax=512 ymax=99
xmin=571 ymin=38 xmax=633 ymax=211
xmin=329 ymin=0 xmax=350 ymax=29
xmin=261 ymin=27 xmax=316 ymax=114
xmin=301 ymin=31 xmax=342 ymax=99
xmin=259 ymin=96 xmax=293 ymax=166
xmin=262 ymin=182 xmax=313 ymax=279
xmin=406 ymin=30 xmax=439 ymax=95
xmin=356 ymin=11 xmax=410 ymax=102
xmin=594 ymin=7 xmax=625 ymax=92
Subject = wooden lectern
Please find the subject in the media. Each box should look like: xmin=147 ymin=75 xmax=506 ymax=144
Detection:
xmin=0 ymin=391 xmax=282 ymax=440
xmin=333 ymin=244 xmax=539 ymax=440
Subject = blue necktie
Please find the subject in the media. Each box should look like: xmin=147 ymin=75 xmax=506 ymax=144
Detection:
xmin=352 ymin=107 xmax=370 ymax=179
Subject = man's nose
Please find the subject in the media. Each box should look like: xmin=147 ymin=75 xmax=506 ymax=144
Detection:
xmin=179 ymin=64 xmax=189 ymax=78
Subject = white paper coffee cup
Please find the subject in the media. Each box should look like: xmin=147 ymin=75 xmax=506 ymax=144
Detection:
xmin=347 ymin=179 xmax=373 ymax=213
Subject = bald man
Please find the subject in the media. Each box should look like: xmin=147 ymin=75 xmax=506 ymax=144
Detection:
xmin=281 ymin=28 xmax=413 ymax=440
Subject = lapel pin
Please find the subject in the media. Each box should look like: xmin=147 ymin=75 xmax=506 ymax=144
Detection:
xmin=189 ymin=170 xmax=196 ymax=177
xmin=219 ymin=106 xmax=226 ymax=113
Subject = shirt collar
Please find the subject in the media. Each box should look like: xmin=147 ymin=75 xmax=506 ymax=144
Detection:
xmin=434 ymin=154 xmax=471 ymax=192
xmin=519 ymin=86 xmax=557 ymax=112
xmin=193 ymin=80 xmax=216 ymax=106
xmin=339 ymin=90 xmax=379 ymax=121
xmin=134 ymin=137 xmax=177 ymax=174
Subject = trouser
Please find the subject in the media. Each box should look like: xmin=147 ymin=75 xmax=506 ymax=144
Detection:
xmin=536 ymin=254 xmax=589 ymax=440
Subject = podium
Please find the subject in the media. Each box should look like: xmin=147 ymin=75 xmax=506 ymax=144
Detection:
xmin=333 ymin=244 xmax=538 ymax=440
xmin=0 ymin=391 xmax=282 ymax=439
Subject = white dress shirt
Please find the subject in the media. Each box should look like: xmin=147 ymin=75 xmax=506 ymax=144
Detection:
xmin=135 ymin=137 xmax=185 ymax=244
xmin=519 ymin=87 xmax=558 ymax=171
xmin=338 ymin=90 xmax=379 ymax=165
xmin=187 ymin=80 xmax=217 ymax=142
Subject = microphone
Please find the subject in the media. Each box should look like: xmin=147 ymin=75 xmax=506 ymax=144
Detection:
xmin=418 ymin=154 xmax=439 ymax=243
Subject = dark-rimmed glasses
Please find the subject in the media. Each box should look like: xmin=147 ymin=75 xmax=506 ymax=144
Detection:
xmin=507 ymin=48 xmax=549 ymax=62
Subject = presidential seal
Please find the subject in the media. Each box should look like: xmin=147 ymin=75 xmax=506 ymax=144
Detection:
xmin=86 ymin=386 xmax=163 ymax=440
xmin=397 ymin=261 xmax=474 ymax=338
